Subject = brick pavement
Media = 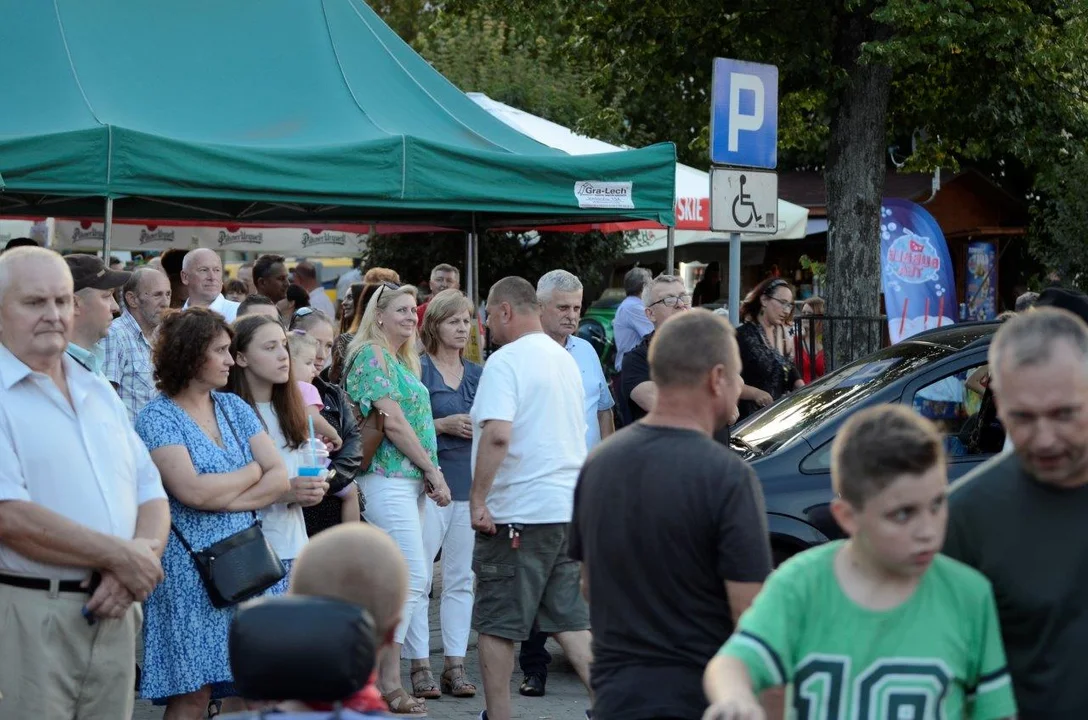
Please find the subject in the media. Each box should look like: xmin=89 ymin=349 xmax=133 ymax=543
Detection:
xmin=133 ymin=561 xmax=591 ymax=720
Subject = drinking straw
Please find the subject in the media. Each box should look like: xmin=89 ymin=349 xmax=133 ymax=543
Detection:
xmin=307 ymin=415 xmax=317 ymax=467
xmin=899 ymin=297 xmax=909 ymax=339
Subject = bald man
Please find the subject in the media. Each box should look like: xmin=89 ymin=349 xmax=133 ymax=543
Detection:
xmin=471 ymin=276 xmax=592 ymax=720
xmin=293 ymin=261 xmax=336 ymax=318
xmin=284 ymin=524 xmax=409 ymax=713
xmin=180 ymin=248 xmax=239 ymax=322
xmin=572 ymin=310 xmax=770 ymax=720
xmin=0 ymin=247 xmax=169 ymax=720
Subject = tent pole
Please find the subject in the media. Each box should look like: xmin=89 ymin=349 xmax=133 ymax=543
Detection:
xmin=728 ymin=233 xmax=741 ymax=326
xmin=665 ymin=227 xmax=676 ymax=275
xmin=102 ymin=197 xmax=114 ymax=260
xmin=464 ymin=230 xmax=474 ymax=306
xmin=470 ymin=215 xmax=480 ymax=308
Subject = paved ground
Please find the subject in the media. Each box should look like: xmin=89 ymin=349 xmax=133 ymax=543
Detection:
xmin=133 ymin=560 xmax=591 ymax=719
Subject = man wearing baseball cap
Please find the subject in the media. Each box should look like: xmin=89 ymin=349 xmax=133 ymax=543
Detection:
xmin=63 ymin=254 xmax=131 ymax=376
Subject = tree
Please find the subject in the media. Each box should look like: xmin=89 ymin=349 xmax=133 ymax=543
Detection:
xmin=362 ymin=230 xmax=631 ymax=301
xmin=415 ymin=9 xmax=625 ymax=137
xmin=451 ymin=0 xmax=1087 ymax=364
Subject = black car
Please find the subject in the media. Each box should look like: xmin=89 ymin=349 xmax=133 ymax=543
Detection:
xmin=731 ymin=322 xmax=1002 ymax=564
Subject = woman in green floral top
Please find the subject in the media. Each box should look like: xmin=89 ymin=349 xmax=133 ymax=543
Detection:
xmin=344 ymin=282 xmax=451 ymax=715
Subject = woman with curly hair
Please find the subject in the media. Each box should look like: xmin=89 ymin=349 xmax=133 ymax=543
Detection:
xmin=135 ymin=307 xmax=288 ymax=719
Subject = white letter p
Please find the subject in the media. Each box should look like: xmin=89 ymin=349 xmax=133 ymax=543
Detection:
xmin=728 ymin=72 xmax=764 ymax=153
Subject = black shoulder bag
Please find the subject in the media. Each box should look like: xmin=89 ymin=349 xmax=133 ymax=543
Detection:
xmin=171 ymin=399 xmax=286 ymax=608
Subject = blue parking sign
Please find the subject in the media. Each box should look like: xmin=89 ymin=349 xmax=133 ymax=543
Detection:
xmin=710 ymin=58 xmax=778 ymax=169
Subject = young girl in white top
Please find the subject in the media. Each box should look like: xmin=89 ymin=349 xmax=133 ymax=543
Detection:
xmin=228 ymin=315 xmax=330 ymax=591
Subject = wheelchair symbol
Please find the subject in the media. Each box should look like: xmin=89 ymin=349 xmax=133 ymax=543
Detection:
xmin=731 ymin=174 xmax=762 ymax=228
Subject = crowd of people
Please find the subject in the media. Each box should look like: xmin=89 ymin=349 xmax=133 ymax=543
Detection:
xmin=4 ymin=233 xmax=1088 ymax=720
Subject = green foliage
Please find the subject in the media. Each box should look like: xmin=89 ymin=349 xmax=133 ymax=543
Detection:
xmin=373 ymin=0 xmax=1088 ymax=316
xmin=361 ymin=230 xmax=631 ymax=300
xmin=1029 ymin=143 xmax=1088 ymax=291
xmin=799 ymin=255 xmax=827 ymax=282
xmin=410 ymin=6 xmax=627 ymax=140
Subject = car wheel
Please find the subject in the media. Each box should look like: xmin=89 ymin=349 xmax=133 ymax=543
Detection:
xmin=771 ymin=543 xmax=801 ymax=568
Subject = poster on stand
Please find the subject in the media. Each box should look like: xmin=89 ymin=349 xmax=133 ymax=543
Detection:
xmin=880 ymin=198 xmax=958 ymax=344
xmin=965 ymin=241 xmax=998 ymax=321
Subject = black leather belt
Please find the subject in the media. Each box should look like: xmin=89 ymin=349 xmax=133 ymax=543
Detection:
xmin=0 ymin=573 xmax=92 ymax=594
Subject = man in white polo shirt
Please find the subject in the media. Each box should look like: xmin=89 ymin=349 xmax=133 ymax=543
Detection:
xmin=181 ymin=247 xmax=240 ymax=322
xmin=517 ymin=269 xmax=614 ymax=697
xmin=0 ymin=247 xmax=170 ymax=720
xmin=470 ymin=276 xmax=592 ymax=720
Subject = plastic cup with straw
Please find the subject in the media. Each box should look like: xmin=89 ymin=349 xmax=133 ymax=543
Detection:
xmin=299 ymin=415 xmax=323 ymax=476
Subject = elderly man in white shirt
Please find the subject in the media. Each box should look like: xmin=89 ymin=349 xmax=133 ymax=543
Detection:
xmin=181 ymin=247 xmax=240 ymax=322
xmin=0 ymin=247 xmax=170 ymax=720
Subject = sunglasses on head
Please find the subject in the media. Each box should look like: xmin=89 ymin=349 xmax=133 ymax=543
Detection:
xmin=294 ymin=307 xmax=315 ymax=318
xmin=763 ymin=278 xmax=789 ymax=296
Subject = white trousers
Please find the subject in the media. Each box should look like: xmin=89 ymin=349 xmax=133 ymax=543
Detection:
xmin=359 ymin=474 xmax=427 ymax=644
xmin=403 ymin=499 xmax=476 ymax=659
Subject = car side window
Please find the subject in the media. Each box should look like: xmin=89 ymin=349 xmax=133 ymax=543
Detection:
xmin=911 ymin=364 xmax=989 ymax=457
xmin=801 ymin=440 xmax=833 ymax=473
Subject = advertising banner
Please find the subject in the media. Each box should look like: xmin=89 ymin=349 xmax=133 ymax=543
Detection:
xmin=965 ymin=241 xmax=998 ymax=321
xmin=880 ymin=198 xmax=958 ymax=343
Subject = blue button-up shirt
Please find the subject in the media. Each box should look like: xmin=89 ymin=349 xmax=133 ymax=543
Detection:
xmin=566 ymin=335 xmax=615 ymax=450
xmin=101 ymin=311 xmax=159 ymax=425
xmin=65 ymin=342 xmax=104 ymax=376
xmin=613 ymin=295 xmax=654 ymax=371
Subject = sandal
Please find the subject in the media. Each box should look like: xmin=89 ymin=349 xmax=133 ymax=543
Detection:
xmin=410 ymin=667 xmax=442 ymax=699
xmin=441 ymin=665 xmax=477 ymax=698
xmin=383 ymin=688 xmax=428 ymax=715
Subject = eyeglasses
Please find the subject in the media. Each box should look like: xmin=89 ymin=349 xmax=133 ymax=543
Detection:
xmin=648 ymin=293 xmax=692 ymax=309
xmin=767 ymin=296 xmax=793 ymax=308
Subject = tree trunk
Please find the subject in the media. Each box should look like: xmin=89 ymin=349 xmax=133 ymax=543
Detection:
xmin=824 ymin=10 xmax=892 ymax=369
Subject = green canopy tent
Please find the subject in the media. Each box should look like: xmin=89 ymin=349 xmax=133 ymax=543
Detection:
xmin=0 ymin=0 xmax=675 ymax=300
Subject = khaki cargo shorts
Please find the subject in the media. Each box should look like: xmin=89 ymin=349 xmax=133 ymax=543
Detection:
xmin=471 ymin=522 xmax=590 ymax=641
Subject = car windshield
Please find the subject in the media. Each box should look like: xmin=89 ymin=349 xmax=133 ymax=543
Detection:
xmin=732 ymin=339 xmax=972 ymax=456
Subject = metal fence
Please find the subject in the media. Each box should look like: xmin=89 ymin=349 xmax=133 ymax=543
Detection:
xmin=793 ymin=315 xmax=889 ymax=374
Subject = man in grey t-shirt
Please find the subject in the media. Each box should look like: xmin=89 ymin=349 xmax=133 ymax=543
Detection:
xmin=944 ymin=308 xmax=1088 ymax=717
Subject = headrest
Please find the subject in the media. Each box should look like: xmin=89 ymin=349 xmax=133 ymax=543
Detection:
xmin=229 ymin=595 xmax=377 ymax=702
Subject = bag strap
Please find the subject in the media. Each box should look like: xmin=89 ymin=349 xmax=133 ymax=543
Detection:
xmin=171 ymin=394 xmax=258 ymax=557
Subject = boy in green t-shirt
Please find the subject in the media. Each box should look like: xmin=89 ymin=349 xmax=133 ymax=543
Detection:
xmin=702 ymin=405 xmax=1016 ymax=720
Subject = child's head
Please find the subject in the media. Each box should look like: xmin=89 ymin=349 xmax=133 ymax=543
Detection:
xmin=287 ymin=331 xmax=319 ymax=382
xmin=830 ymin=404 xmax=947 ymax=576
xmin=289 ymin=524 xmax=408 ymax=648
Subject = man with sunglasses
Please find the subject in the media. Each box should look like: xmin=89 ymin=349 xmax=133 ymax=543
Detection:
xmin=619 ymin=274 xmax=692 ymax=425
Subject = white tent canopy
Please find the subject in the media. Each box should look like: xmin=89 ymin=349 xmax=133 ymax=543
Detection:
xmin=468 ymin=93 xmax=809 ymax=251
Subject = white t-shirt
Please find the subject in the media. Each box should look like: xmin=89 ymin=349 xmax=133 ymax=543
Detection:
xmin=257 ymin=402 xmax=309 ymax=561
xmin=183 ymin=293 xmax=240 ymax=323
xmin=470 ymin=332 xmax=587 ymax=524
xmin=308 ymin=288 xmax=336 ymax=319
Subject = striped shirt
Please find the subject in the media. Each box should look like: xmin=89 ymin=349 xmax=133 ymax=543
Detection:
xmin=101 ymin=311 xmax=159 ymax=425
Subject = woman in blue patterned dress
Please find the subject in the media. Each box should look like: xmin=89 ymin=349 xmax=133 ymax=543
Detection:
xmin=136 ymin=308 xmax=288 ymax=719
xmin=343 ymin=282 xmax=451 ymax=715
xmin=227 ymin=314 xmax=330 ymax=594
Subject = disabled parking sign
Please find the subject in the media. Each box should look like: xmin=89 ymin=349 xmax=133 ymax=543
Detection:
xmin=710 ymin=167 xmax=778 ymax=234
xmin=710 ymin=58 xmax=778 ymax=169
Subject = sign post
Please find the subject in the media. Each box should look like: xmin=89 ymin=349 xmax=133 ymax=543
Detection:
xmin=708 ymin=57 xmax=779 ymax=325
